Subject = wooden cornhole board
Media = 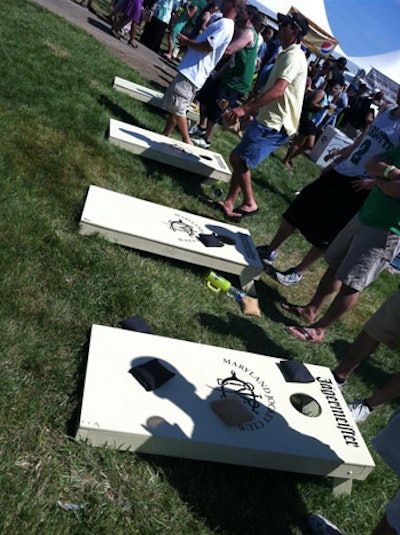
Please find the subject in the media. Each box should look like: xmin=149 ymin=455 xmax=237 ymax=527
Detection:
xmin=76 ymin=325 xmax=375 ymax=495
xmin=79 ymin=185 xmax=263 ymax=294
xmin=113 ymin=76 xmax=200 ymax=124
xmin=108 ymin=118 xmax=231 ymax=184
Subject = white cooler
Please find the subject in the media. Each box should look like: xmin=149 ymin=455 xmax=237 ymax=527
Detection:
xmin=309 ymin=126 xmax=353 ymax=167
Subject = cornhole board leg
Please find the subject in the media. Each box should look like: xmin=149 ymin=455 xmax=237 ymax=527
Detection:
xmin=108 ymin=118 xmax=231 ymax=184
xmin=332 ymin=477 xmax=353 ymax=496
xmin=79 ymin=186 xmax=264 ymax=294
xmin=76 ymin=325 xmax=375 ymax=495
xmin=112 ymin=76 xmax=200 ymax=125
xmin=239 ymin=274 xmax=256 ymax=296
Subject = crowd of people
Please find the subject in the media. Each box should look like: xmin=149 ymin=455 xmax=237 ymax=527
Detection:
xmin=79 ymin=2 xmax=399 ymax=533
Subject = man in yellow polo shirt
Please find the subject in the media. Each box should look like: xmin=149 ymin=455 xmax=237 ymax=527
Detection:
xmin=216 ymin=11 xmax=309 ymax=221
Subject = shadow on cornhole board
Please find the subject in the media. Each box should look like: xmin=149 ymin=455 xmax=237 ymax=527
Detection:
xmin=108 ymin=118 xmax=231 ymax=184
xmin=79 ymin=185 xmax=263 ymax=294
xmin=113 ymin=76 xmax=200 ymax=125
xmin=76 ymin=325 xmax=375 ymax=495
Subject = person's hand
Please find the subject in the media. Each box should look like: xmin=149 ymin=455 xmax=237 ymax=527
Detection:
xmin=226 ymin=106 xmax=246 ymax=120
xmin=351 ymin=177 xmax=377 ymax=191
xmin=177 ymin=33 xmax=188 ymax=46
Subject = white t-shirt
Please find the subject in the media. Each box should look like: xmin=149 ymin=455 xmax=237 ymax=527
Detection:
xmin=178 ymin=17 xmax=234 ymax=89
xmin=335 ymin=107 xmax=400 ymax=177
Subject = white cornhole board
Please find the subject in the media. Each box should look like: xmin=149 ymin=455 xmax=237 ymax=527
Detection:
xmin=309 ymin=126 xmax=353 ymax=167
xmin=108 ymin=118 xmax=231 ymax=184
xmin=113 ymin=76 xmax=200 ymax=124
xmin=79 ymin=185 xmax=263 ymax=294
xmin=76 ymin=325 xmax=375 ymax=495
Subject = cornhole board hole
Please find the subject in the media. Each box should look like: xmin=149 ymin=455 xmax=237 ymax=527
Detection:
xmin=108 ymin=118 xmax=231 ymax=184
xmin=79 ymin=185 xmax=263 ymax=294
xmin=76 ymin=325 xmax=375 ymax=495
xmin=113 ymin=76 xmax=200 ymax=124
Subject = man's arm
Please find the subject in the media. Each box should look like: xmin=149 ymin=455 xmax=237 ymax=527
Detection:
xmin=227 ymin=78 xmax=289 ymax=118
xmin=365 ymin=153 xmax=400 ymax=198
xmin=224 ymin=27 xmax=254 ymax=56
xmin=177 ymin=32 xmax=213 ymax=53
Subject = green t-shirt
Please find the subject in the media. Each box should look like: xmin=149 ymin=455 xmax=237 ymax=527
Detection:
xmin=358 ymin=145 xmax=400 ymax=235
xmin=222 ymin=26 xmax=259 ymax=96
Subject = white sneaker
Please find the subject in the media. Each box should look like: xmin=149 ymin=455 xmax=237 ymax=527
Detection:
xmin=256 ymin=245 xmax=277 ymax=266
xmin=348 ymin=399 xmax=372 ymax=422
xmin=192 ymin=137 xmax=211 ymax=149
xmin=276 ymin=268 xmax=303 ymax=286
xmin=188 ymin=124 xmax=206 ymax=136
xmin=308 ymin=513 xmax=345 ymax=535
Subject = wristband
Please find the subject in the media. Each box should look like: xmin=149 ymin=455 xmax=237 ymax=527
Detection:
xmin=383 ymin=165 xmax=395 ymax=179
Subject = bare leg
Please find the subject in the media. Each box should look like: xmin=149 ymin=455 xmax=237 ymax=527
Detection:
xmin=334 ymin=330 xmax=379 ymax=380
xmin=293 ymin=246 xmax=324 ymax=273
xmin=366 ymin=372 xmax=400 ymax=409
xmin=198 ymin=103 xmax=208 ymax=130
xmin=165 ymin=32 xmax=174 ymax=58
xmin=162 ymin=114 xmax=177 ymax=137
xmin=312 ymin=283 xmax=359 ymax=329
xmin=128 ymin=22 xmax=138 ymax=45
xmin=204 ymin=121 xmax=217 ymax=143
xmin=284 ymin=135 xmax=306 ymax=169
xmin=294 ymin=283 xmax=359 ymax=341
xmin=285 ymin=266 xmax=341 ymax=323
xmin=269 ymin=219 xmax=296 ymax=251
xmin=175 ymin=115 xmax=192 ymax=144
xmin=220 ymin=151 xmax=257 ymax=215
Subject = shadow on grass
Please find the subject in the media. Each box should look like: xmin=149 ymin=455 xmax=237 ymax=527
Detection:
xmin=143 ymin=451 xmax=316 ymax=535
xmin=87 ymin=16 xmax=113 ymax=36
xmin=330 ymin=338 xmax=393 ymax=392
xmin=136 ymin=357 xmax=336 ymax=535
xmin=66 ymin=329 xmax=92 ymax=436
xmin=98 ymin=94 xmax=137 ymax=126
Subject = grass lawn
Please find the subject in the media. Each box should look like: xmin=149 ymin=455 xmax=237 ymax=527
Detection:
xmin=0 ymin=1 xmax=399 ymax=533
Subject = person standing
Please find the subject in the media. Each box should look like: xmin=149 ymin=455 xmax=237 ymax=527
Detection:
xmin=283 ymin=146 xmax=400 ymax=343
xmin=140 ymin=0 xmax=177 ymax=53
xmin=331 ymin=288 xmax=400 ymax=422
xmin=309 ymin=408 xmax=400 ymax=535
xmin=256 ymin=88 xmax=400 ymax=287
xmin=191 ymin=7 xmax=262 ymax=149
xmin=283 ymin=79 xmax=341 ymax=170
xmin=162 ymin=0 xmax=244 ymax=144
xmin=215 ymin=11 xmax=309 ymax=220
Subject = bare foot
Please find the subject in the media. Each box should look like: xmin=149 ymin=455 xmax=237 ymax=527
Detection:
xmin=284 ymin=161 xmax=294 ymax=171
xmin=281 ymin=302 xmax=315 ymax=323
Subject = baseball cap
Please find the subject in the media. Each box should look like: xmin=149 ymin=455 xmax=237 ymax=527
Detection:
xmin=335 ymin=56 xmax=348 ymax=69
xmin=277 ymin=12 xmax=309 ymax=37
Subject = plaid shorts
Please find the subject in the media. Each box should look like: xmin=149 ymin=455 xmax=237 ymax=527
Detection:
xmin=325 ymin=215 xmax=400 ymax=291
xmin=162 ymin=73 xmax=197 ymax=118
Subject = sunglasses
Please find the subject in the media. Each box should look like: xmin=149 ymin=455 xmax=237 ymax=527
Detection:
xmin=279 ymin=18 xmax=303 ymax=34
xmin=279 ymin=21 xmax=296 ymax=30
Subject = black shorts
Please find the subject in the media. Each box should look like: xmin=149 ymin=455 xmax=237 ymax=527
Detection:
xmin=196 ymin=79 xmax=242 ymax=124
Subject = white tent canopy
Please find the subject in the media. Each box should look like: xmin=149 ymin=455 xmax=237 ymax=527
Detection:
xmin=250 ymin=0 xmax=400 ymax=86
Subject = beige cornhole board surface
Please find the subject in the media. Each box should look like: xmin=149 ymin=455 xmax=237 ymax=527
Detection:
xmin=76 ymin=325 xmax=375 ymax=495
xmin=108 ymin=118 xmax=231 ymax=184
xmin=113 ymin=76 xmax=200 ymax=123
xmin=79 ymin=185 xmax=263 ymax=294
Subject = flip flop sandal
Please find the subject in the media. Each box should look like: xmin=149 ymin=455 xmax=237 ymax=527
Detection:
xmin=232 ymin=207 xmax=259 ymax=218
xmin=281 ymin=302 xmax=306 ymax=319
xmin=285 ymin=326 xmax=322 ymax=343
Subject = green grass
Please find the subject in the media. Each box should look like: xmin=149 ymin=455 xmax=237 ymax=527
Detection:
xmin=0 ymin=1 xmax=399 ymax=533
